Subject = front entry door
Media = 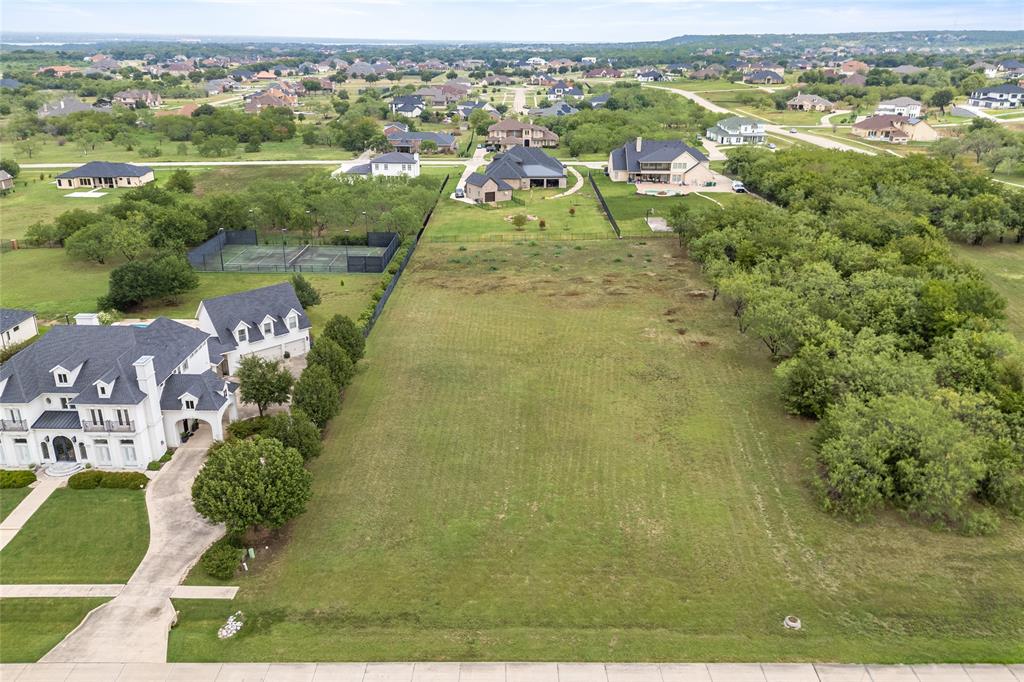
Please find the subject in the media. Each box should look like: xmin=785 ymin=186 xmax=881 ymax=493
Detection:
xmin=53 ymin=436 xmax=76 ymax=462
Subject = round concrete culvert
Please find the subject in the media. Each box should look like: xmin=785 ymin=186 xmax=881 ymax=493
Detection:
xmin=783 ymin=615 xmax=802 ymax=630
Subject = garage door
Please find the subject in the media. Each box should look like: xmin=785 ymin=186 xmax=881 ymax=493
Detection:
xmin=249 ymin=345 xmax=284 ymax=362
xmin=284 ymin=339 xmax=307 ymax=356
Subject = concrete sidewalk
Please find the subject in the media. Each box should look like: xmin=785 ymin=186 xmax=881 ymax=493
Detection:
xmin=0 ymin=584 xmax=236 ymax=599
xmin=0 ymin=662 xmax=1020 ymax=682
xmin=0 ymin=476 xmax=64 ymax=551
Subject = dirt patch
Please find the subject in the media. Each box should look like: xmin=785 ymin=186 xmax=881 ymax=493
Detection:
xmin=688 ymin=290 xmax=711 ymax=298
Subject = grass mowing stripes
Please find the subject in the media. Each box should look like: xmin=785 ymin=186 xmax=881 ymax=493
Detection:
xmin=169 ymin=240 xmax=1024 ymax=663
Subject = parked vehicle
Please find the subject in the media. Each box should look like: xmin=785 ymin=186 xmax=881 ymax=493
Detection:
xmin=731 ymin=180 xmax=747 ymax=193
xmin=789 ymin=128 xmax=798 ymax=134
xmin=767 ymin=143 xmax=777 ymax=150
xmin=454 ymin=187 xmax=465 ymax=198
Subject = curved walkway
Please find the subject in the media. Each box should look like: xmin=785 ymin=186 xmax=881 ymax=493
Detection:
xmin=2 ymin=662 xmax=1020 ymax=681
xmin=42 ymin=429 xmax=228 ymax=664
xmin=547 ymin=166 xmax=583 ymax=199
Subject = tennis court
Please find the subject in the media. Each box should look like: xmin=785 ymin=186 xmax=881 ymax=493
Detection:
xmin=219 ymin=244 xmax=387 ymax=270
xmin=188 ymin=229 xmax=401 ymax=273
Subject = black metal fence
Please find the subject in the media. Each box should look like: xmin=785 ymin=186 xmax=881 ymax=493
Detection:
xmin=588 ymin=172 xmax=621 ymax=239
xmin=346 ymin=232 xmax=399 ymax=273
xmin=187 ymin=229 xmax=258 ymax=269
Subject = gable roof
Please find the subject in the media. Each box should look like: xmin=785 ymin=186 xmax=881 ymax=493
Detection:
xmin=160 ymin=370 xmax=236 ymax=411
xmin=199 ymin=282 xmax=311 ymax=354
xmin=878 ymin=96 xmax=922 ymax=107
xmin=0 ymin=318 xmax=210 ymax=405
xmin=387 ymin=131 xmax=455 ymax=146
xmin=0 ymin=309 xmax=34 ymax=332
xmin=57 ymin=162 xmax=153 ymax=179
xmin=372 ymin=152 xmax=418 ymax=164
xmin=483 ymin=146 xmax=565 ymax=181
xmin=465 ymin=172 xmax=512 ymax=190
xmin=973 ymin=83 xmax=1024 ymax=95
xmin=610 ymin=138 xmax=707 ymax=174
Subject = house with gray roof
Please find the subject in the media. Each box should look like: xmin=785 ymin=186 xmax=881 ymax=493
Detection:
xmin=38 ymin=96 xmax=98 ymax=118
xmin=529 ymin=102 xmax=579 ymax=117
xmin=464 ymin=145 xmax=565 ymax=205
xmin=705 ymin=116 xmax=766 ymax=145
xmin=0 ymin=315 xmax=239 ymax=472
xmin=346 ymin=152 xmax=420 ymax=179
xmin=387 ymin=131 xmax=457 ymax=154
xmin=56 ymin=162 xmax=155 ymax=190
xmin=875 ymin=96 xmax=923 ymax=118
xmin=196 ymin=282 xmax=311 ymax=375
xmin=608 ymin=137 xmax=714 ymax=188
xmin=0 ymin=309 xmax=37 ymax=350
xmin=743 ymin=70 xmax=784 ymax=85
xmin=968 ymin=84 xmax=1024 ymax=110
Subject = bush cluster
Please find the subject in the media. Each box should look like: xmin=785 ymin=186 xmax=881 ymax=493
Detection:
xmin=0 ymin=469 xmax=37 ymax=488
xmin=68 ymin=470 xmax=149 ymax=490
xmin=199 ymin=537 xmax=245 ymax=580
xmin=675 ymin=147 xmax=1024 ymax=533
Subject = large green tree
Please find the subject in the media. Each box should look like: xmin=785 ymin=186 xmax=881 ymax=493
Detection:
xmin=237 ymin=356 xmax=293 ymax=417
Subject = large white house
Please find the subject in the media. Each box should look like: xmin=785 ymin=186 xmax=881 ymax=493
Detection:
xmin=197 ymin=282 xmax=312 ymax=375
xmin=345 ymin=152 xmax=421 ymax=179
xmin=968 ymin=84 xmax=1024 ymax=109
xmin=0 ymin=283 xmax=312 ymax=470
xmin=0 ymin=316 xmax=239 ymax=471
xmin=1 ymin=309 xmax=38 ymax=350
xmin=705 ymin=116 xmax=766 ymax=145
xmin=875 ymin=97 xmax=923 ymax=118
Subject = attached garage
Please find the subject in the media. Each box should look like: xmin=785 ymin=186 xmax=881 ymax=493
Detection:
xmin=284 ymin=339 xmax=308 ymax=356
xmin=250 ymin=345 xmax=284 ymax=362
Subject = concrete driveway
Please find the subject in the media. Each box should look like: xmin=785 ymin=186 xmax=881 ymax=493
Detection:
xmin=449 ymin=146 xmax=489 ymax=203
xmin=42 ymin=429 xmax=227 ymax=663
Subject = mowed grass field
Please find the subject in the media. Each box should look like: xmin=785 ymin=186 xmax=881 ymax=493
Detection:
xmin=169 ymin=240 xmax=1023 ymax=663
xmin=427 ymin=177 xmax=615 ymax=242
xmin=0 ymin=489 xmax=149 ymax=584
xmin=954 ymin=243 xmax=1024 ymax=338
xmin=0 ymin=599 xmax=109 ymax=663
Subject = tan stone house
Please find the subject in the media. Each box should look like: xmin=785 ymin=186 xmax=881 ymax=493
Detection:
xmin=787 ymin=92 xmax=835 ymax=112
xmin=851 ymin=115 xmax=939 ymax=144
xmin=463 ymin=146 xmax=566 ymax=205
xmin=486 ymin=120 xmax=559 ymax=150
xmin=112 ymin=90 xmax=163 ymax=109
xmin=55 ymin=162 xmax=155 ymax=190
xmin=464 ymin=174 xmax=513 ymax=205
xmin=608 ymin=137 xmax=715 ymax=187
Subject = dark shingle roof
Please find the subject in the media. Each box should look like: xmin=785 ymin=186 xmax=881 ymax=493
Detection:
xmin=465 ymin=172 xmax=512 ymax=190
xmin=610 ymin=138 xmax=707 ymax=174
xmin=387 ymin=131 xmax=455 ymax=146
xmin=57 ymin=162 xmax=153 ymax=179
xmin=160 ymin=370 xmax=236 ymax=411
xmin=199 ymin=282 xmax=311 ymax=354
xmin=0 ymin=309 xmax=34 ymax=333
xmin=32 ymin=411 xmax=83 ymax=430
xmin=484 ymin=146 xmax=565 ymax=182
xmin=372 ymin=152 xmax=418 ymax=164
xmin=0 ymin=318 xmax=210 ymax=405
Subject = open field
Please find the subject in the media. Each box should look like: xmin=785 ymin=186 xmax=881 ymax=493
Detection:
xmin=0 ymin=599 xmax=109 ymax=663
xmin=954 ymin=243 xmax=1024 ymax=339
xmin=699 ymin=90 xmax=825 ymax=126
xmin=0 ymin=247 xmax=380 ymax=326
xmin=426 ymin=181 xmax=613 ymax=242
xmin=0 ymin=487 xmax=31 ymax=522
xmin=169 ymin=239 xmax=1023 ymax=663
xmin=190 ymin=165 xmax=323 ymax=194
xmin=0 ymin=489 xmax=148 ymax=584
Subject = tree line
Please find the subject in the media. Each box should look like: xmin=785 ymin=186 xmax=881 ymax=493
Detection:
xmin=671 ymin=146 xmax=1023 ymax=534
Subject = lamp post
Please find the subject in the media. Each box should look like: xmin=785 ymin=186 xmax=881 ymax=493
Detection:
xmin=344 ymin=228 xmax=351 ymax=258
xmin=280 ymin=228 xmax=288 ymax=267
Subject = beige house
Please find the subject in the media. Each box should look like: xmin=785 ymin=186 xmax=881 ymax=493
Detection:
xmin=464 ymin=174 xmax=514 ymax=205
xmin=851 ymin=115 xmax=939 ymax=144
xmin=609 ymin=138 xmax=714 ymax=187
xmin=486 ymin=120 xmax=559 ymax=150
xmin=55 ymin=162 xmax=155 ymax=190
xmin=112 ymin=90 xmax=163 ymax=109
xmin=787 ymin=92 xmax=835 ymax=112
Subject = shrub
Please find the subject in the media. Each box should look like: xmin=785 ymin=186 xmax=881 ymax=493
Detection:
xmin=292 ymin=365 xmax=340 ymax=430
xmin=68 ymin=470 xmax=148 ymax=490
xmin=306 ymin=337 xmax=355 ymax=388
xmin=227 ymin=416 xmax=272 ymax=440
xmin=0 ymin=469 xmax=36 ymax=488
xmin=199 ymin=538 xmax=244 ymax=580
xmin=68 ymin=470 xmax=104 ymax=489
xmin=321 ymin=315 xmax=365 ymax=362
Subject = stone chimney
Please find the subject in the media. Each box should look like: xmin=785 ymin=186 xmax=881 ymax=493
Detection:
xmin=74 ymin=313 xmax=100 ymax=326
xmin=635 ymin=136 xmax=643 ymax=152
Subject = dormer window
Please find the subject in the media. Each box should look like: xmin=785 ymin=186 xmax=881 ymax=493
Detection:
xmin=56 ymin=372 xmax=69 ymax=385
xmin=237 ymin=327 xmax=248 ymax=343
xmin=263 ymin=321 xmax=274 ymax=336
xmin=99 ymin=385 xmax=107 ymax=396
xmin=184 ymin=399 xmax=196 ymax=410
xmin=287 ymin=314 xmax=298 ymax=331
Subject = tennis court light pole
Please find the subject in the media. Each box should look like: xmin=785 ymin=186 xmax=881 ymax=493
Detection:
xmin=280 ymin=228 xmax=288 ymax=266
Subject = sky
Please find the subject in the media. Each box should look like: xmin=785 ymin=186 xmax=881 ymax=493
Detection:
xmin=2 ymin=0 xmax=1023 ymax=43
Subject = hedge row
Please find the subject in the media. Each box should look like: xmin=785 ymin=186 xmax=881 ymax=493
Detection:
xmin=0 ymin=470 xmax=37 ymax=488
xmin=68 ymin=470 xmax=149 ymax=490
xmin=356 ymin=239 xmax=413 ymax=330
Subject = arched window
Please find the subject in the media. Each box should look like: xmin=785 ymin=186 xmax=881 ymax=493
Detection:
xmin=40 ymin=442 xmax=50 ymax=460
xmin=79 ymin=443 xmax=88 ymax=460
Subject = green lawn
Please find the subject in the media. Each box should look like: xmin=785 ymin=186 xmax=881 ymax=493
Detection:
xmin=0 ymin=599 xmax=108 ymax=662
xmin=0 ymin=489 xmax=149 ymax=584
xmin=954 ymin=243 xmax=1024 ymax=339
xmin=169 ymin=240 xmax=1024 ymax=663
xmin=700 ymin=90 xmax=825 ymax=126
xmin=0 ymin=487 xmax=31 ymax=522
xmin=191 ymin=165 xmax=324 ymax=194
xmin=0 ymin=246 xmax=380 ymax=327
xmin=591 ymin=173 xmax=749 ymax=236
xmin=426 ymin=178 xmax=614 ymax=242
